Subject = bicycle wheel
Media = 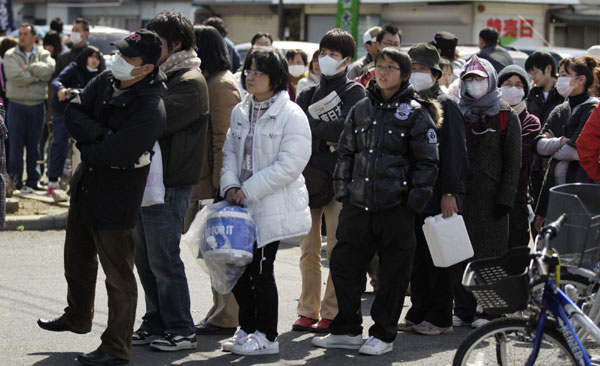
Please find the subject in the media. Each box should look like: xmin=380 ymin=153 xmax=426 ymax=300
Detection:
xmin=453 ymin=318 xmax=577 ymax=366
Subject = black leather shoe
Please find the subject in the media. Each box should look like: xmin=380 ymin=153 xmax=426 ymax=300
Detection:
xmin=77 ymin=349 xmax=128 ymax=365
xmin=194 ymin=320 xmax=236 ymax=336
xmin=37 ymin=317 xmax=87 ymax=334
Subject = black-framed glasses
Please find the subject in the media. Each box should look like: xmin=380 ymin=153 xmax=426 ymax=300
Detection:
xmin=244 ymin=70 xmax=264 ymax=77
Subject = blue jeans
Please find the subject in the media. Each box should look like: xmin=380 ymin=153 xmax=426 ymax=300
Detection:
xmin=134 ymin=185 xmax=194 ymax=335
xmin=48 ymin=114 xmax=69 ymax=182
xmin=7 ymin=102 xmax=45 ymax=187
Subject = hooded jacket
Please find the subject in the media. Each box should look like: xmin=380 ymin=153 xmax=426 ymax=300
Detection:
xmin=334 ymin=81 xmax=439 ymax=213
xmin=65 ymin=70 xmax=166 ymax=229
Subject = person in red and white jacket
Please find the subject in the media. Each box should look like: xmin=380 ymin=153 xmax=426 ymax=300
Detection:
xmin=577 ymin=104 xmax=600 ymax=183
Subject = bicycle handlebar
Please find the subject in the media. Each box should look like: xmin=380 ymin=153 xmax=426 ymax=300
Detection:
xmin=541 ymin=214 xmax=568 ymax=244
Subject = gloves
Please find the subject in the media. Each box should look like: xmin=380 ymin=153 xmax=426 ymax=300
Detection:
xmin=494 ymin=204 xmax=511 ymax=218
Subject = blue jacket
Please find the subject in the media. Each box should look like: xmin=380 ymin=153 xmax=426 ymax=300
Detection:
xmin=51 ymin=61 xmax=99 ymax=114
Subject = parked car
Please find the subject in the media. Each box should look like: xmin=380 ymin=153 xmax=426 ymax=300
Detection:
xmin=235 ymin=40 xmax=320 ymax=64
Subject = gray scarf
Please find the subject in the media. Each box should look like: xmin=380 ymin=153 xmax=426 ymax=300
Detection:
xmin=459 ymin=57 xmax=500 ymax=123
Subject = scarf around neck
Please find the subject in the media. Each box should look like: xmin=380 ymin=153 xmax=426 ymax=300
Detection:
xmin=159 ymin=49 xmax=201 ymax=74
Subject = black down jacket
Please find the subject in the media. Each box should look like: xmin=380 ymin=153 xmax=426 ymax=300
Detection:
xmin=334 ymin=82 xmax=439 ymax=213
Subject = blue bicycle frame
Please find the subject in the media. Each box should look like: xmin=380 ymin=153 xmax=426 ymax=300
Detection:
xmin=528 ymin=279 xmax=592 ymax=366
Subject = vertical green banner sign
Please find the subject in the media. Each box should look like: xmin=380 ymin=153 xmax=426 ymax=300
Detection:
xmin=336 ymin=0 xmax=359 ymax=58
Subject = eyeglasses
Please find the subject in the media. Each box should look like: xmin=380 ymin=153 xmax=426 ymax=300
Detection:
xmin=244 ymin=69 xmax=265 ymax=77
xmin=375 ymin=65 xmax=401 ymax=73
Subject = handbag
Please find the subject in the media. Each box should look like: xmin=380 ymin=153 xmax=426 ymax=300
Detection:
xmin=141 ymin=141 xmax=165 ymax=207
xmin=303 ymin=163 xmax=334 ymax=209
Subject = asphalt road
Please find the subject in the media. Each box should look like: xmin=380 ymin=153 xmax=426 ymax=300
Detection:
xmin=0 ymin=230 xmax=472 ymax=365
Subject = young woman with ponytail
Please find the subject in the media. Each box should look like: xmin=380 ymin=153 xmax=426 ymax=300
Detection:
xmin=534 ymin=56 xmax=600 ymax=230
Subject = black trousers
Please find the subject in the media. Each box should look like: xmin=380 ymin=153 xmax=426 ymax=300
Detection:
xmin=62 ymin=209 xmax=137 ymax=360
xmin=508 ymin=202 xmax=531 ymax=248
xmin=405 ymin=215 xmax=454 ymax=328
xmin=232 ymin=241 xmax=279 ymax=341
xmin=330 ymin=204 xmax=415 ymax=343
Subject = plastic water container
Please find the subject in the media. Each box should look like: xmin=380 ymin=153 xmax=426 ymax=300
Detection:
xmin=422 ymin=213 xmax=474 ymax=267
xmin=204 ymin=205 xmax=256 ymax=266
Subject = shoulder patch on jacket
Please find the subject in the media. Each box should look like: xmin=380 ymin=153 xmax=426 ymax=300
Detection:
xmin=427 ymin=128 xmax=438 ymax=144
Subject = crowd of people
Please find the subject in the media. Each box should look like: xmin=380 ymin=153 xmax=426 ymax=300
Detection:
xmin=0 ymin=8 xmax=597 ymax=365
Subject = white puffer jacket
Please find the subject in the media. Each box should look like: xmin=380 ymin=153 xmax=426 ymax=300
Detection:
xmin=220 ymin=91 xmax=312 ymax=247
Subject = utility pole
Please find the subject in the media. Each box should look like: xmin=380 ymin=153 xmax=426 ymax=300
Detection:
xmin=278 ymin=0 xmax=285 ymax=40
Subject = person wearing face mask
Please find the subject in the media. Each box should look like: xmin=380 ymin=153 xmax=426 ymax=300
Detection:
xmin=534 ymin=56 xmax=600 ymax=231
xmin=53 ymin=18 xmax=90 ymax=79
xmin=286 ymin=49 xmax=308 ymax=101
xmin=297 ymin=50 xmax=321 ymax=95
xmin=37 ymin=29 xmax=166 ymax=366
xmin=497 ymin=65 xmax=541 ymax=248
xmin=312 ymin=47 xmax=439 ymax=355
xmin=48 ymin=46 xmax=106 ymax=197
xmin=293 ymin=28 xmax=365 ymax=334
xmin=398 ymin=43 xmax=468 ymax=336
xmin=453 ymin=56 xmax=522 ymax=329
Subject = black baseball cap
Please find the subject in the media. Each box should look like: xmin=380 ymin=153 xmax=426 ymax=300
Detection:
xmin=111 ymin=29 xmax=162 ymax=65
xmin=431 ymin=31 xmax=458 ymax=51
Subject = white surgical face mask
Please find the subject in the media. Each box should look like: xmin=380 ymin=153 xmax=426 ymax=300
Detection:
xmin=288 ymin=65 xmax=306 ymax=78
xmin=111 ymin=54 xmax=138 ymax=81
xmin=465 ymin=79 xmax=489 ymax=99
xmin=556 ymin=76 xmax=575 ymax=98
xmin=70 ymin=32 xmax=83 ymax=45
xmin=318 ymin=55 xmax=346 ymax=76
xmin=86 ymin=65 xmax=98 ymax=73
xmin=409 ymin=72 xmax=435 ymax=92
xmin=500 ymin=85 xmax=525 ymax=106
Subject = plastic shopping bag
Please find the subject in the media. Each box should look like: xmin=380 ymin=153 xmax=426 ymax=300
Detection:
xmin=182 ymin=201 xmax=256 ymax=294
xmin=141 ymin=142 xmax=165 ymax=207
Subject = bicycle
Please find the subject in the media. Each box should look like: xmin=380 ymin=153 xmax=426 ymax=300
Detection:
xmin=452 ymin=214 xmax=600 ymax=365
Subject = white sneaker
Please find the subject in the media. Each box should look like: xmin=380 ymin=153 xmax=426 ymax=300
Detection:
xmin=311 ymin=333 xmax=362 ymax=350
xmin=222 ymin=328 xmax=248 ymax=352
xmin=471 ymin=318 xmax=490 ymax=328
xmin=452 ymin=315 xmax=471 ymax=327
xmin=230 ymin=331 xmax=279 ymax=355
xmin=149 ymin=332 xmax=197 ymax=351
xmin=359 ymin=336 xmax=393 ymax=355
xmin=412 ymin=321 xmax=453 ymax=335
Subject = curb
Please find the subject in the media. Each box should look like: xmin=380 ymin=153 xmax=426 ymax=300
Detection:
xmin=4 ymin=212 xmax=68 ymax=231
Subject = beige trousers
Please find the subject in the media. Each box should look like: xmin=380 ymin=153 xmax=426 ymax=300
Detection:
xmin=205 ymin=288 xmax=239 ymax=328
xmin=297 ymin=199 xmax=341 ymax=320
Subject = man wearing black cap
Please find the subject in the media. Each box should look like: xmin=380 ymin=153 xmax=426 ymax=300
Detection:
xmin=37 ymin=29 xmax=167 ymax=366
xmin=431 ymin=31 xmax=465 ymax=81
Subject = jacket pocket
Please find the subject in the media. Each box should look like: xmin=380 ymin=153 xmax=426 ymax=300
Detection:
xmin=355 ymin=123 xmax=372 ymax=151
xmin=382 ymin=127 xmax=409 ymax=155
xmin=259 ymin=127 xmax=283 ymax=157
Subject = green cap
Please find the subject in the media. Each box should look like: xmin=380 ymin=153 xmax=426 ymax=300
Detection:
xmin=408 ymin=43 xmax=442 ymax=79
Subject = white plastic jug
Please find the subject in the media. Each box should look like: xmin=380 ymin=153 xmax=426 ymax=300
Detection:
xmin=422 ymin=213 xmax=474 ymax=268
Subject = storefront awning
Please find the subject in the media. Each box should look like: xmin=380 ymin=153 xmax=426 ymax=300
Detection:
xmin=551 ymin=12 xmax=600 ymax=27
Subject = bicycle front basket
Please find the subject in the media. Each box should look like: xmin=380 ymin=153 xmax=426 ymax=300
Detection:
xmin=462 ymin=247 xmax=531 ymax=314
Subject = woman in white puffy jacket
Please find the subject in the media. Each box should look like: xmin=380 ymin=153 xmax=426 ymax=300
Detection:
xmin=219 ymin=48 xmax=312 ymax=356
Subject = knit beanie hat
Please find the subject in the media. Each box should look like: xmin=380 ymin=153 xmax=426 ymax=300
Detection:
xmin=497 ymin=64 xmax=530 ymax=97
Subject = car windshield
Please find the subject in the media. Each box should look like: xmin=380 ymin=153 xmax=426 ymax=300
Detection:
xmin=89 ymin=32 xmax=129 ymax=55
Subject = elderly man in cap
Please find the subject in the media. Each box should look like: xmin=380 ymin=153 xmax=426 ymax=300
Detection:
xmin=347 ymin=26 xmax=382 ymax=80
xmin=431 ymin=31 xmax=465 ymax=81
xmin=37 ymin=29 xmax=166 ymax=366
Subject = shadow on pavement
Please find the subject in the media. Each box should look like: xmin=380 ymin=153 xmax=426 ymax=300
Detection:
xmin=29 ymin=352 xmax=80 ymax=365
